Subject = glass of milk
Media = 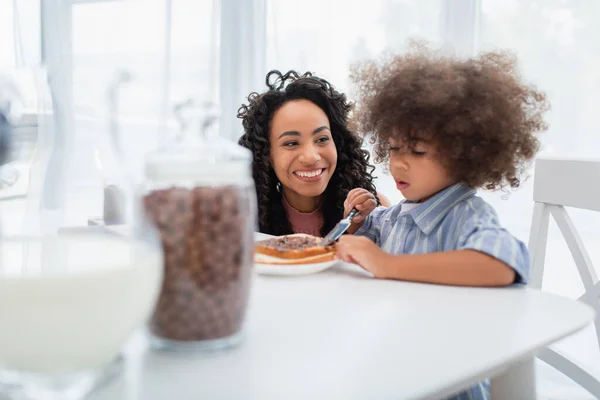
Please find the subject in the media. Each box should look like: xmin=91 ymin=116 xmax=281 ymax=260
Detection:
xmin=0 ymin=232 xmax=163 ymax=399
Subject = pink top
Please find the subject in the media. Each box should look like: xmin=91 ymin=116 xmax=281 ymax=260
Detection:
xmin=282 ymin=197 xmax=324 ymax=237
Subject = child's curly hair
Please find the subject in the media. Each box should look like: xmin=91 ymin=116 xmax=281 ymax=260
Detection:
xmin=350 ymin=41 xmax=550 ymax=191
xmin=238 ymin=70 xmax=379 ymax=236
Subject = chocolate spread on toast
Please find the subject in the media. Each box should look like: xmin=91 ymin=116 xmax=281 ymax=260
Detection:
xmin=259 ymin=235 xmax=333 ymax=251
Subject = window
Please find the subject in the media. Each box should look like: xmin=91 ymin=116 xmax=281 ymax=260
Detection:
xmin=33 ymin=0 xmax=259 ymax=228
xmin=0 ymin=0 xmax=16 ymax=68
xmin=267 ymin=0 xmax=442 ymax=94
xmin=0 ymin=0 xmax=43 ymax=215
xmin=266 ymin=0 xmax=446 ymax=205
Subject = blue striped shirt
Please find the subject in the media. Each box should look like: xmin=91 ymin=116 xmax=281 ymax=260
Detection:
xmin=355 ymin=183 xmax=530 ymax=400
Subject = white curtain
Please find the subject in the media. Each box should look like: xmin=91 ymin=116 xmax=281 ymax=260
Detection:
xmin=440 ymin=0 xmax=480 ymax=56
xmin=266 ymin=0 xmax=441 ymax=94
xmin=219 ymin=0 xmax=267 ymax=141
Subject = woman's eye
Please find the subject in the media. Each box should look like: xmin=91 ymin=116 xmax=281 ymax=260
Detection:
xmin=412 ymin=150 xmax=426 ymax=156
xmin=282 ymin=141 xmax=298 ymax=147
xmin=316 ymin=136 xmax=330 ymax=144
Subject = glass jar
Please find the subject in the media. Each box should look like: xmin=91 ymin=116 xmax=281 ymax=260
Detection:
xmin=0 ymin=68 xmax=164 ymax=400
xmin=143 ymin=100 xmax=256 ymax=351
xmin=0 ymin=233 xmax=163 ymax=400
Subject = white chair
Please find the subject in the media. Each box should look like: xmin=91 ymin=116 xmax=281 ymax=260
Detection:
xmin=528 ymin=157 xmax=600 ymax=396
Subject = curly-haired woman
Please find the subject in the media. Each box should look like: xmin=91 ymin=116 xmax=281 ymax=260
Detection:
xmin=335 ymin=41 xmax=550 ymax=400
xmin=238 ymin=70 xmax=389 ymax=237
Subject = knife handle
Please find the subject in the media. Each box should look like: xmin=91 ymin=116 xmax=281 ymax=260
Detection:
xmin=347 ymin=208 xmax=360 ymax=220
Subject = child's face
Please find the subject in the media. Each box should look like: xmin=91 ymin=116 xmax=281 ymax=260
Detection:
xmin=388 ymin=138 xmax=456 ymax=202
xmin=269 ymin=99 xmax=338 ymax=208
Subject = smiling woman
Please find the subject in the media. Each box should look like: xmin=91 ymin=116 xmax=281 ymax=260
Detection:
xmin=269 ymin=99 xmax=337 ymax=212
xmin=238 ymin=70 xmax=387 ymax=237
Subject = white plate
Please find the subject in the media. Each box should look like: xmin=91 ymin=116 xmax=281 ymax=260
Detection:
xmin=253 ymin=231 xmax=336 ymax=275
xmin=254 ymin=259 xmax=337 ymax=276
xmin=254 ymin=232 xmax=274 ymax=241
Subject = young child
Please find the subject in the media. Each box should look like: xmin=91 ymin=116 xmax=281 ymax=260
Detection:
xmin=337 ymin=44 xmax=549 ymax=400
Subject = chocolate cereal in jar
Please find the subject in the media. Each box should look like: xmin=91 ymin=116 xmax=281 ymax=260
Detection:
xmin=143 ymin=101 xmax=256 ymax=351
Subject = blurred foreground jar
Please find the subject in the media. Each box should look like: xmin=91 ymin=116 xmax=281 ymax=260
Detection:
xmin=0 ymin=68 xmax=164 ymax=400
xmin=143 ymin=101 xmax=256 ymax=351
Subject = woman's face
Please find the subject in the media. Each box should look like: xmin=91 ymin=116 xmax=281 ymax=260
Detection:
xmin=269 ymin=99 xmax=338 ymax=211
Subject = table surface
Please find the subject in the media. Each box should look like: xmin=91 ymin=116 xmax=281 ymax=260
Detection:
xmin=88 ymin=232 xmax=595 ymax=399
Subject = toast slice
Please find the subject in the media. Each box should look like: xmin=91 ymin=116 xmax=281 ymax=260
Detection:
xmin=255 ymin=233 xmax=336 ymax=264
xmin=254 ymin=251 xmax=335 ymax=265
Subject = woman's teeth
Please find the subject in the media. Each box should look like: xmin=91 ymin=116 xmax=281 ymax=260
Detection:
xmin=295 ymin=169 xmax=323 ymax=178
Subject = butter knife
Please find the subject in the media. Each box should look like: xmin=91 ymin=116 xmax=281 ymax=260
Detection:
xmin=319 ymin=208 xmax=360 ymax=245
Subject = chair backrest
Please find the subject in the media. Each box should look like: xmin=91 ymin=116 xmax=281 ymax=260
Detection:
xmin=533 ymin=157 xmax=600 ymax=212
xmin=528 ymin=157 xmax=600 ymax=397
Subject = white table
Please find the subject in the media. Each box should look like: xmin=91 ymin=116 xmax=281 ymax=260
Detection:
xmin=89 ymin=243 xmax=595 ymax=400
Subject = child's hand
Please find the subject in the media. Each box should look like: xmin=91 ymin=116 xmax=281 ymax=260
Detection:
xmin=336 ymin=235 xmax=389 ymax=278
xmin=344 ymin=188 xmax=378 ymax=225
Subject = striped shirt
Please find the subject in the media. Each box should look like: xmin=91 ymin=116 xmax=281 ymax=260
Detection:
xmin=355 ymin=183 xmax=530 ymax=400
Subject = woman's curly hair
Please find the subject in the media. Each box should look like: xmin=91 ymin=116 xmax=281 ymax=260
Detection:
xmin=238 ymin=70 xmax=378 ymax=236
xmin=350 ymin=41 xmax=550 ymax=191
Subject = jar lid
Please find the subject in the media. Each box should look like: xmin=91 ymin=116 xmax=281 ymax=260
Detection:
xmin=144 ymin=100 xmax=252 ymax=185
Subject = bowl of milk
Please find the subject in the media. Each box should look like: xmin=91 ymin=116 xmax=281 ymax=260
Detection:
xmin=0 ymin=232 xmax=163 ymax=399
